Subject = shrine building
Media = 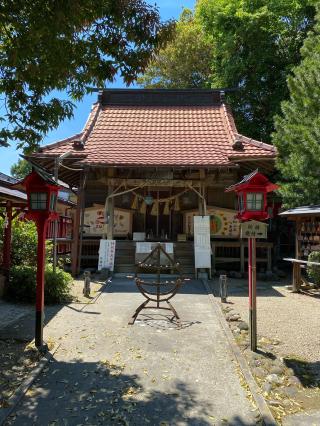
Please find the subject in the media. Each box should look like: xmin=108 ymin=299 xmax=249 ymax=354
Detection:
xmin=28 ymin=89 xmax=277 ymax=276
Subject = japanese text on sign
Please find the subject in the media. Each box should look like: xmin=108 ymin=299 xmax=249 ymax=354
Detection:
xmin=240 ymin=220 xmax=268 ymax=239
xmin=98 ymin=239 xmax=116 ymax=271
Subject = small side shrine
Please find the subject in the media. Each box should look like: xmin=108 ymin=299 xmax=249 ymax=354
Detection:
xmin=280 ymin=205 xmax=320 ymax=292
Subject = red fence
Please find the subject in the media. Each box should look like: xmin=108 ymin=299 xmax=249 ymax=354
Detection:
xmin=46 ymin=215 xmax=73 ymax=254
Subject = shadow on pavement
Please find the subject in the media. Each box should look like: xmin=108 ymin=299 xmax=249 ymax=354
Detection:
xmin=211 ymin=278 xmax=286 ymax=298
xmin=0 ymin=306 xmax=61 ymax=342
xmin=6 ymin=357 xmax=257 ymax=426
xmin=134 ymin=313 xmax=201 ymax=330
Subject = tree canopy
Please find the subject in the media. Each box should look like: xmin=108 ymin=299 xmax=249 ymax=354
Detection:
xmin=138 ymin=9 xmax=213 ymax=89
xmin=0 ymin=0 xmax=173 ymax=150
xmin=273 ymin=4 xmax=320 ymax=207
xmin=10 ymin=159 xmax=31 ymax=180
xmin=196 ymin=0 xmax=315 ymax=143
xmin=139 ymin=1 xmax=315 ymax=144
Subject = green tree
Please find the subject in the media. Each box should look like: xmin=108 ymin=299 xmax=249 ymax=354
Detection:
xmin=273 ymin=4 xmax=320 ymax=207
xmin=138 ymin=9 xmax=213 ymax=88
xmin=0 ymin=0 xmax=173 ymax=150
xmin=196 ymin=0 xmax=315 ymax=142
xmin=10 ymin=159 xmax=31 ymax=179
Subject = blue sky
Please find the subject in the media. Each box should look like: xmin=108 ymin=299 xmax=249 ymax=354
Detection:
xmin=0 ymin=0 xmax=196 ymax=175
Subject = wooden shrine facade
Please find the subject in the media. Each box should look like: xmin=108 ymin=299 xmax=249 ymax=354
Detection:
xmin=27 ymin=89 xmax=277 ymax=276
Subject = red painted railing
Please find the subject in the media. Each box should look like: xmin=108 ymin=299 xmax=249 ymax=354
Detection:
xmin=46 ymin=215 xmax=73 ymax=254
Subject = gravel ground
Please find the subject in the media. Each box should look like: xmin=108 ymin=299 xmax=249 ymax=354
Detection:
xmin=212 ymin=278 xmax=320 ymax=364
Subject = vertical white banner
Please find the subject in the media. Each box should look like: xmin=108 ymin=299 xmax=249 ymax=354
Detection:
xmin=98 ymin=239 xmax=116 ymax=271
xmin=194 ymin=216 xmax=211 ymax=269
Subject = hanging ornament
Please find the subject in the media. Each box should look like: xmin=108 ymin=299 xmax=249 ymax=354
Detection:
xmin=174 ymin=196 xmax=180 ymax=212
xmin=163 ymin=200 xmax=170 ymax=215
xmin=139 ymin=201 xmax=146 ymax=215
xmin=150 ymin=201 xmax=158 ymax=216
xmin=131 ymin=194 xmax=138 ymax=210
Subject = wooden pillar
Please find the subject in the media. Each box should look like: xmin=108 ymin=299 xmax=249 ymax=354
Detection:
xmin=78 ymin=171 xmax=87 ymax=275
xmin=212 ymin=242 xmax=216 ymax=274
xmin=267 ymin=245 xmax=272 ymax=273
xmin=292 ymin=263 xmax=301 ymax=293
xmin=240 ymin=240 xmax=245 ymax=274
xmin=293 ymin=219 xmax=301 ymax=292
xmin=71 ymin=173 xmax=84 ymax=277
xmin=106 ymin=169 xmax=115 ymax=240
xmin=198 ymin=169 xmax=206 ymax=215
xmin=2 ymin=201 xmax=13 ymax=278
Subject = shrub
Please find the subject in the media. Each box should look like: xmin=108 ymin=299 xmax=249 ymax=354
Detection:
xmin=8 ymin=265 xmax=36 ymax=303
xmin=11 ymin=220 xmax=38 ymax=266
xmin=8 ymin=264 xmax=73 ymax=304
xmin=307 ymin=251 xmax=320 ymax=286
xmin=44 ymin=264 xmax=73 ymax=303
xmin=0 ymin=216 xmax=53 ymax=267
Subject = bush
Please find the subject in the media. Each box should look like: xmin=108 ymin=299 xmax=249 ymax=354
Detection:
xmin=45 ymin=264 xmax=73 ymax=303
xmin=11 ymin=220 xmax=38 ymax=266
xmin=8 ymin=265 xmax=36 ymax=303
xmin=0 ymin=216 xmax=52 ymax=267
xmin=307 ymin=251 xmax=320 ymax=286
xmin=8 ymin=264 xmax=73 ymax=304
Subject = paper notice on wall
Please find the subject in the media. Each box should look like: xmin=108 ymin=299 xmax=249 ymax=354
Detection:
xmin=194 ymin=216 xmax=211 ymax=269
xmin=165 ymin=243 xmax=174 ymax=254
xmin=136 ymin=242 xmax=152 ymax=253
xmin=98 ymin=239 xmax=116 ymax=271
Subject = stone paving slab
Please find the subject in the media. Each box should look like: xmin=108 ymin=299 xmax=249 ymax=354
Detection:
xmin=0 ymin=301 xmax=33 ymax=333
xmin=4 ymin=279 xmax=258 ymax=425
xmin=0 ymin=302 xmax=62 ymax=342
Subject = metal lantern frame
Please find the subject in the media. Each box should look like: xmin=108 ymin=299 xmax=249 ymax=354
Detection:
xmin=226 ymin=170 xmax=279 ymax=222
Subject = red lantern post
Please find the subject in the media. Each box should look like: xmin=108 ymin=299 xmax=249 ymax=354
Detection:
xmin=226 ymin=170 xmax=278 ymax=351
xmin=2 ymin=201 xmax=12 ymax=276
xmin=19 ymin=169 xmax=59 ymax=351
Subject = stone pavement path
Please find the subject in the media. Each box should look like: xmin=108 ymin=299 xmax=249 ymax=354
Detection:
xmin=5 ymin=279 xmax=258 ymax=425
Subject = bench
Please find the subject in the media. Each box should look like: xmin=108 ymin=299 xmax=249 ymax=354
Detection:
xmin=283 ymin=257 xmax=320 ymax=292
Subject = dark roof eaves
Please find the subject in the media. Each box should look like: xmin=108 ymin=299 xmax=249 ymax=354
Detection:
xmin=81 ymin=160 xmax=239 ymax=169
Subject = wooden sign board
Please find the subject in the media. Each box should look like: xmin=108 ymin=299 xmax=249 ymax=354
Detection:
xmin=241 ymin=220 xmax=268 ymax=239
xmin=98 ymin=239 xmax=116 ymax=271
xmin=194 ymin=216 xmax=211 ymax=269
xmin=83 ymin=206 xmax=132 ymax=236
xmin=185 ymin=206 xmax=240 ymax=238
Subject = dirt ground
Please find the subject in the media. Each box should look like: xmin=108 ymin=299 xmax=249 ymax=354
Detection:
xmin=212 ymin=278 xmax=320 ymax=424
xmin=213 ymin=278 xmax=320 ymax=365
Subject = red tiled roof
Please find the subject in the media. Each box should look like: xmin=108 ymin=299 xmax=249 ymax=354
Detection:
xmin=38 ymin=90 xmax=276 ymax=168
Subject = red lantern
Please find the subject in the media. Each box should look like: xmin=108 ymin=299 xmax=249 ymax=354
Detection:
xmin=23 ymin=170 xmax=59 ymax=221
xmin=19 ymin=168 xmax=59 ymax=351
xmin=226 ymin=170 xmax=279 ymax=222
xmin=226 ymin=170 xmax=279 ymax=352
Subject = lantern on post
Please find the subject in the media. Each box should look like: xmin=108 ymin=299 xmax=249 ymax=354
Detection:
xmin=229 ymin=170 xmax=279 ymax=222
xmin=226 ymin=170 xmax=279 ymax=351
xmin=20 ymin=167 xmax=59 ymax=351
